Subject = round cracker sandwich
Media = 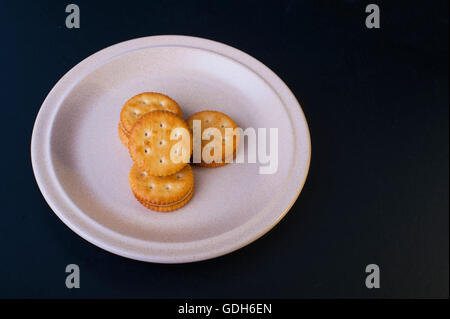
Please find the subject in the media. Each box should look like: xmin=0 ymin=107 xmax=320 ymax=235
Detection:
xmin=119 ymin=92 xmax=182 ymax=147
xmin=128 ymin=110 xmax=192 ymax=176
xmin=186 ymin=110 xmax=239 ymax=167
xmin=129 ymin=164 xmax=194 ymax=212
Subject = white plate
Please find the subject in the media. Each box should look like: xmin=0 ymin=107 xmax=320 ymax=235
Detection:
xmin=31 ymin=35 xmax=311 ymax=263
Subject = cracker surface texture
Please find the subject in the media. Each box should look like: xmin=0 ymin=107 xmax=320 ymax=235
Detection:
xmin=186 ymin=110 xmax=239 ymax=166
xmin=120 ymin=92 xmax=183 ymax=135
xmin=128 ymin=111 xmax=192 ymax=176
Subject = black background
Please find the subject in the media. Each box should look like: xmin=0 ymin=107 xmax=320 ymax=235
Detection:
xmin=0 ymin=0 xmax=448 ymax=298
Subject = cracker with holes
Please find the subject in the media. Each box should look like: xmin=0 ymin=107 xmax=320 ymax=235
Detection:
xmin=186 ymin=111 xmax=239 ymax=167
xmin=128 ymin=110 xmax=192 ymax=176
xmin=129 ymin=164 xmax=194 ymax=212
xmin=119 ymin=92 xmax=183 ymax=147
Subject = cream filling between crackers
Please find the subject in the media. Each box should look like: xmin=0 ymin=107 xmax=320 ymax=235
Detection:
xmin=141 ymin=186 xmax=194 ymax=207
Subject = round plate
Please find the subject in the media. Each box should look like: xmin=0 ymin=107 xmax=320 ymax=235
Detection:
xmin=31 ymin=35 xmax=311 ymax=263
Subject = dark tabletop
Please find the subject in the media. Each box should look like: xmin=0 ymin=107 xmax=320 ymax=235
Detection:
xmin=0 ymin=0 xmax=448 ymax=298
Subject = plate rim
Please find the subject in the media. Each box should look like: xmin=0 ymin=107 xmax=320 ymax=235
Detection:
xmin=31 ymin=35 xmax=311 ymax=263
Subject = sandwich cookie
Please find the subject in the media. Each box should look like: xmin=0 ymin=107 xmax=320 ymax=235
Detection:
xmin=186 ymin=110 xmax=239 ymax=167
xmin=129 ymin=164 xmax=194 ymax=212
xmin=119 ymin=92 xmax=183 ymax=147
xmin=128 ymin=110 xmax=192 ymax=176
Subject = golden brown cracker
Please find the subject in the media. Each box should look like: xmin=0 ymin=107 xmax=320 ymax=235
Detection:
xmin=128 ymin=111 xmax=192 ymax=176
xmin=186 ymin=110 xmax=239 ymax=166
xmin=129 ymin=164 xmax=194 ymax=211
xmin=120 ymin=92 xmax=183 ymax=135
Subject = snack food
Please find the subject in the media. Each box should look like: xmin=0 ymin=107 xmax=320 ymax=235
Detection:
xmin=119 ymin=93 xmax=239 ymax=211
xmin=186 ymin=110 xmax=239 ymax=167
xmin=128 ymin=110 xmax=192 ymax=176
xmin=119 ymin=92 xmax=183 ymax=147
xmin=129 ymin=164 xmax=194 ymax=212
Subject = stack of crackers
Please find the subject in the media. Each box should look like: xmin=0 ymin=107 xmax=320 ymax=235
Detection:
xmin=119 ymin=92 xmax=239 ymax=212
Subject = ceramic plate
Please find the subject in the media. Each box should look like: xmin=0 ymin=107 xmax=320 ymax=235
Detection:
xmin=31 ymin=35 xmax=311 ymax=263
